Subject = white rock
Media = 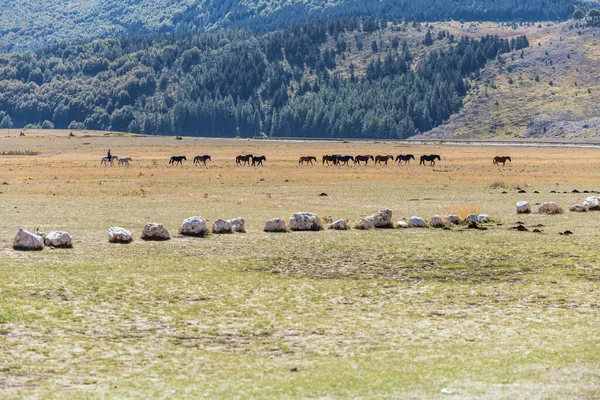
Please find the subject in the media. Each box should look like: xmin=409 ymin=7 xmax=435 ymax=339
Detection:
xmin=109 ymin=226 xmax=133 ymax=243
xmin=370 ymin=208 xmax=393 ymax=228
xmin=356 ymin=217 xmax=375 ymax=230
xmin=396 ymin=221 xmax=409 ymax=228
xmin=444 ymin=215 xmax=461 ymax=225
xmin=516 ymin=201 xmax=531 ymax=214
xmin=467 ymin=214 xmax=479 ymax=223
xmin=477 ymin=214 xmax=490 ymax=223
xmin=328 ymin=219 xmax=349 ymax=230
xmin=570 ymin=204 xmax=586 ymax=212
xmin=408 ymin=216 xmax=427 ymax=227
xmin=44 ymin=231 xmax=73 ymax=248
xmin=180 ymin=216 xmax=208 ymax=237
xmin=13 ymin=228 xmax=44 ymax=251
xmin=583 ymin=196 xmax=599 ymax=209
xmin=228 ymin=217 xmax=245 ymax=233
xmin=141 ymin=223 xmax=170 ymax=241
xmin=429 ymin=215 xmax=445 ymax=228
xmin=212 ymin=219 xmax=233 ymax=234
xmin=289 ymin=212 xmax=322 ymax=231
xmin=264 ymin=218 xmax=286 ymax=232
xmin=538 ymin=202 xmax=562 ymax=214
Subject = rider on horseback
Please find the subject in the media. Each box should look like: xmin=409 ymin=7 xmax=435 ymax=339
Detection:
xmin=107 ymin=149 xmax=112 ymax=163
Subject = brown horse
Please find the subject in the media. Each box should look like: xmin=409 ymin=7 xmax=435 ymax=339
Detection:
xmin=420 ymin=154 xmax=441 ymax=166
xmin=322 ymin=155 xmax=340 ymax=166
xmin=236 ymin=154 xmax=253 ymax=166
xmin=299 ymin=156 xmax=317 ymax=165
xmin=194 ymin=155 xmax=211 ymax=166
xmin=375 ymin=155 xmax=394 ymax=165
xmin=251 ymin=155 xmax=266 ymax=166
xmin=493 ymin=156 xmax=511 ymax=166
xmin=395 ymin=154 xmax=415 ymax=165
xmin=354 ymin=155 xmax=374 ymax=165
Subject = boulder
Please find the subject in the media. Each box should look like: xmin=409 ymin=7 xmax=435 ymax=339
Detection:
xmin=228 ymin=217 xmax=245 ymax=233
xmin=538 ymin=202 xmax=563 ymax=214
xmin=13 ymin=228 xmax=44 ymax=251
xmin=141 ymin=223 xmax=170 ymax=241
xmin=356 ymin=217 xmax=375 ymax=230
xmin=212 ymin=219 xmax=233 ymax=234
xmin=289 ymin=212 xmax=322 ymax=231
xmin=396 ymin=221 xmax=409 ymax=229
xmin=44 ymin=231 xmax=73 ymax=248
xmin=328 ymin=219 xmax=349 ymax=230
xmin=180 ymin=216 xmax=208 ymax=237
xmin=477 ymin=214 xmax=490 ymax=223
xmin=108 ymin=227 xmax=133 ymax=243
xmin=264 ymin=218 xmax=287 ymax=232
xmin=516 ymin=201 xmax=531 ymax=214
xmin=444 ymin=215 xmax=461 ymax=225
xmin=570 ymin=204 xmax=586 ymax=212
xmin=583 ymin=196 xmax=600 ymax=210
xmin=370 ymin=209 xmax=394 ymax=228
xmin=467 ymin=214 xmax=479 ymax=223
xmin=429 ymin=215 xmax=445 ymax=228
xmin=408 ymin=216 xmax=427 ymax=227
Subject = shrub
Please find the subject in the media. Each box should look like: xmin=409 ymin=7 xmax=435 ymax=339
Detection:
xmin=41 ymin=120 xmax=54 ymax=129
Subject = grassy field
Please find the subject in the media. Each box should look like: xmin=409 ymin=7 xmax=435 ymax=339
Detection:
xmin=1 ymin=130 xmax=600 ymax=398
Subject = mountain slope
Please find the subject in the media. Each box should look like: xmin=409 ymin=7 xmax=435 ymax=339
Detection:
xmin=0 ymin=0 xmax=574 ymax=52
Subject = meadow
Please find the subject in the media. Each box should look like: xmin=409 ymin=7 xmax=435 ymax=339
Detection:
xmin=1 ymin=129 xmax=600 ymax=398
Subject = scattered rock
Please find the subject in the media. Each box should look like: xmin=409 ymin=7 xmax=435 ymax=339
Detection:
xmin=264 ymin=218 xmax=287 ymax=232
xmin=408 ymin=216 xmax=427 ymax=227
xmin=570 ymin=204 xmax=586 ymax=212
xmin=533 ymin=190 xmax=540 ymax=194
xmin=329 ymin=219 xmax=349 ymax=230
xmin=212 ymin=219 xmax=233 ymax=234
xmin=289 ymin=212 xmax=322 ymax=231
xmin=501 ymin=191 xmax=508 ymax=194
xmin=467 ymin=214 xmax=479 ymax=223
xmin=559 ymin=230 xmax=573 ymax=236
xmin=141 ymin=223 xmax=170 ymax=241
xmin=512 ymin=224 xmax=528 ymax=232
xmin=290 ymin=367 xmax=298 ymax=372
xmin=444 ymin=215 xmax=461 ymax=225
xmin=396 ymin=221 xmax=409 ymax=229
xmin=538 ymin=202 xmax=563 ymax=214
xmin=356 ymin=217 xmax=375 ymax=230
xmin=13 ymin=228 xmax=44 ymax=251
xmin=109 ymin=227 xmax=133 ymax=243
xmin=319 ymin=193 xmax=328 ymax=197
xmin=467 ymin=222 xmax=487 ymax=230
xmin=429 ymin=215 xmax=445 ymax=228
xmin=533 ymin=229 xmax=542 ymax=233
xmin=369 ymin=209 xmax=394 ymax=228
xmin=44 ymin=231 xmax=73 ymax=248
xmin=180 ymin=216 xmax=208 ymax=237
xmin=516 ymin=201 xmax=531 ymax=214
xmin=572 ymin=189 xmax=580 ymax=193
xmin=477 ymin=214 xmax=490 ymax=223
xmin=228 ymin=217 xmax=246 ymax=233
xmin=550 ymin=190 xmax=557 ymax=193
xmin=518 ymin=190 xmax=527 ymax=193
xmin=583 ymin=196 xmax=600 ymax=210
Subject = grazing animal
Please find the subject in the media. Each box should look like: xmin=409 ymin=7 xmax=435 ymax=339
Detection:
xmin=100 ymin=155 xmax=118 ymax=166
xmin=169 ymin=156 xmax=187 ymax=166
xmin=118 ymin=157 xmax=132 ymax=166
xmin=337 ymin=155 xmax=354 ymax=166
xmin=419 ymin=154 xmax=441 ymax=166
xmin=493 ymin=156 xmax=511 ymax=166
xmin=252 ymin=155 xmax=266 ymax=166
xmin=236 ymin=154 xmax=253 ymax=166
xmin=299 ymin=156 xmax=317 ymax=165
xmin=395 ymin=154 xmax=415 ymax=165
xmin=354 ymin=155 xmax=374 ymax=165
xmin=194 ymin=155 xmax=212 ymax=166
xmin=375 ymin=155 xmax=394 ymax=165
xmin=322 ymin=155 xmax=340 ymax=166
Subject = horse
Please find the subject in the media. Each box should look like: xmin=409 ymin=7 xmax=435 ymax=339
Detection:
xmin=493 ymin=156 xmax=511 ymax=166
xmin=322 ymin=155 xmax=340 ymax=166
xmin=419 ymin=154 xmax=441 ymax=166
xmin=337 ymin=155 xmax=354 ymax=166
xmin=252 ymin=155 xmax=266 ymax=166
xmin=169 ymin=156 xmax=187 ymax=166
xmin=194 ymin=155 xmax=212 ymax=166
xmin=118 ymin=157 xmax=132 ymax=166
xmin=354 ymin=155 xmax=374 ymax=165
xmin=375 ymin=155 xmax=394 ymax=166
xmin=236 ymin=154 xmax=253 ymax=166
xmin=100 ymin=155 xmax=118 ymax=166
xmin=395 ymin=154 xmax=415 ymax=165
xmin=299 ymin=156 xmax=317 ymax=165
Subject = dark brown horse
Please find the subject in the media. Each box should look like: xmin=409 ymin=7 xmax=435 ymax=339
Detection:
xmin=236 ymin=154 xmax=253 ymax=166
xmin=169 ymin=156 xmax=187 ymax=166
xmin=322 ymin=155 xmax=340 ymax=166
xmin=299 ymin=156 xmax=317 ymax=165
xmin=337 ymin=155 xmax=354 ymax=166
xmin=395 ymin=154 xmax=415 ymax=165
xmin=354 ymin=155 xmax=374 ymax=165
xmin=419 ymin=154 xmax=441 ymax=166
xmin=375 ymin=155 xmax=394 ymax=165
xmin=193 ymin=155 xmax=212 ymax=166
xmin=252 ymin=155 xmax=266 ymax=166
xmin=493 ymin=156 xmax=511 ymax=166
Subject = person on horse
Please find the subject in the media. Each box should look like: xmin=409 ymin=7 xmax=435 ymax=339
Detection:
xmin=107 ymin=149 xmax=112 ymax=163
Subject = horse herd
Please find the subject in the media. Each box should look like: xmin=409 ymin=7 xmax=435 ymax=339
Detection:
xmin=101 ymin=153 xmax=512 ymax=167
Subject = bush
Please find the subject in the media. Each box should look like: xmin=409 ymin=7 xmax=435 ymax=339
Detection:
xmin=41 ymin=120 xmax=54 ymax=129
xmin=68 ymin=121 xmax=85 ymax=130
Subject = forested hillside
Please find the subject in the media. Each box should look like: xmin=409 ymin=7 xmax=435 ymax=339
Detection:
xmin=0 ymin=0 xmax=569 ymax=52
xmin=0 ymin=19 xmax=529 ymax=139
